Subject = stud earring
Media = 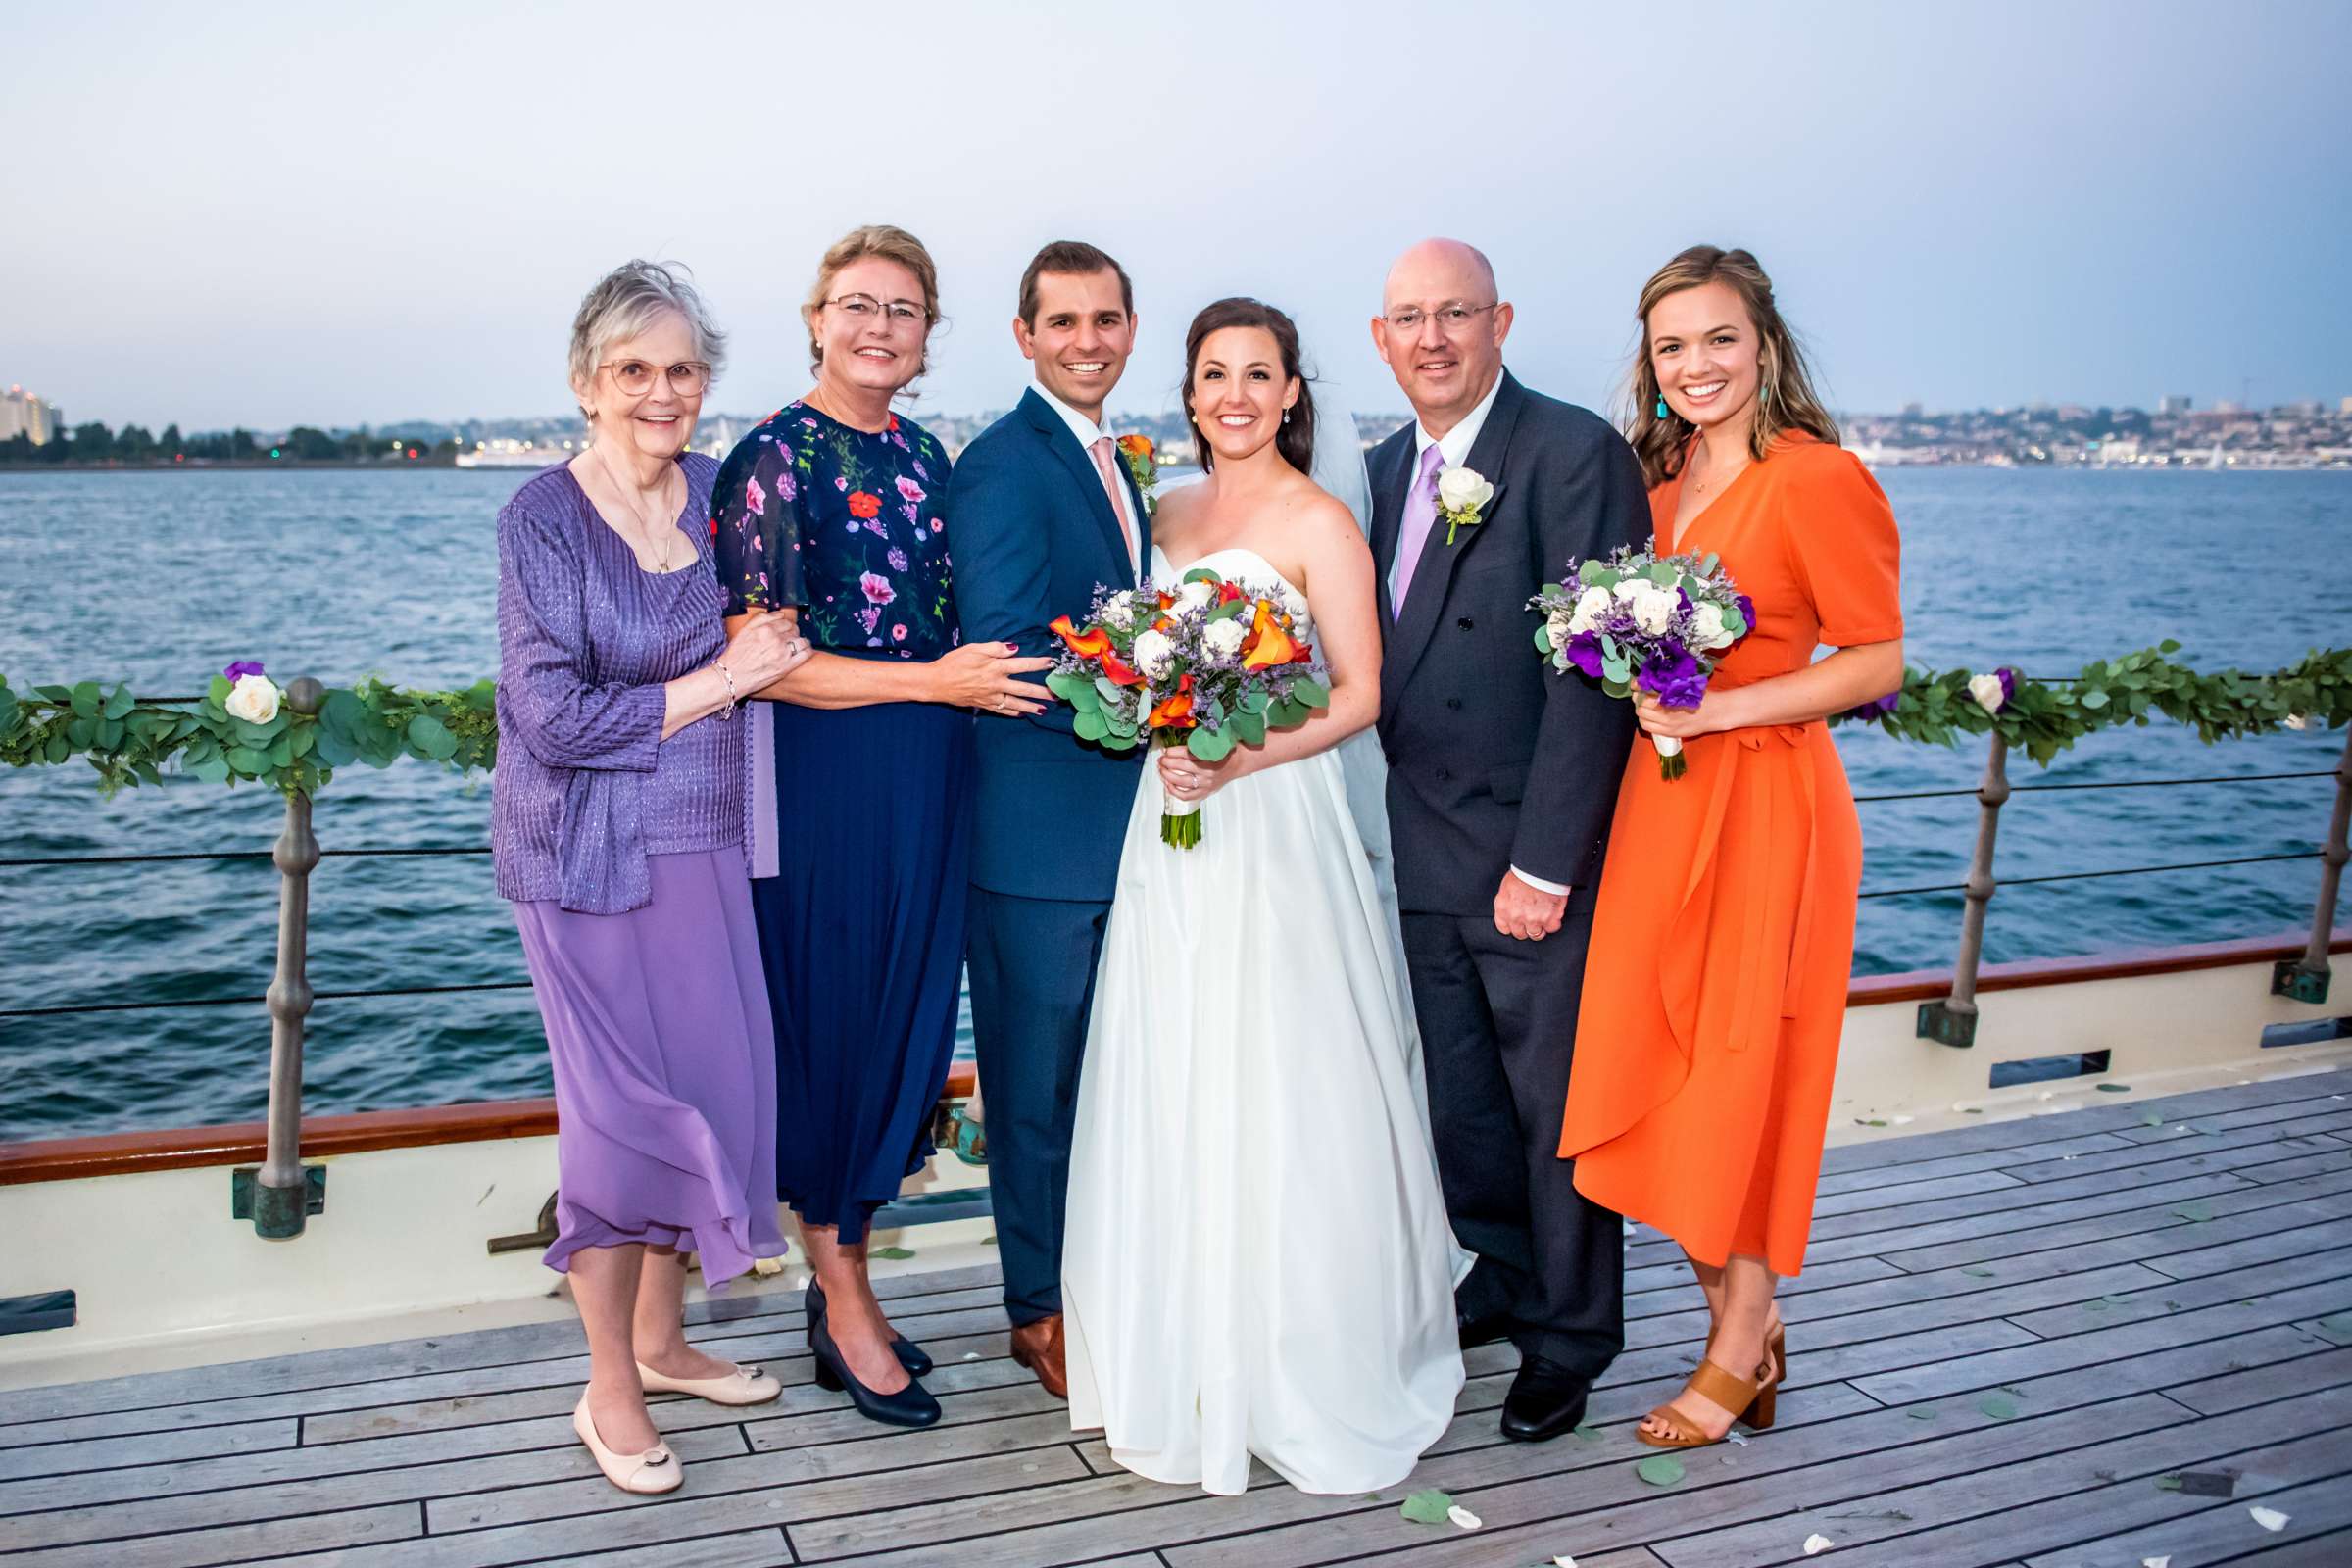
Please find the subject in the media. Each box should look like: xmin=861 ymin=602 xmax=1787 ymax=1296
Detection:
xmin=1654 ymin=395 xmax=1670 ymax=419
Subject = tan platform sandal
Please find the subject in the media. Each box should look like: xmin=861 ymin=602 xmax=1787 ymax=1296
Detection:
xmin=1637 ymin=1354 xmax=1780 ymax=1448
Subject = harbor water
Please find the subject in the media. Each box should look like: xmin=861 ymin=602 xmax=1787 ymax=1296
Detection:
xmin=0 ymin=465 xmax=2344 ymax=1140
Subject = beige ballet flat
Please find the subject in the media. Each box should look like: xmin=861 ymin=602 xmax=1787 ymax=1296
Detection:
xmin=572 ymin=1398 xmax=684 ymax=1494
xmin=635 ymin=1358 xmax=781 ymax=1406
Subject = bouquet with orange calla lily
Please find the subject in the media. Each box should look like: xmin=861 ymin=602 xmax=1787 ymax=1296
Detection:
xmin=1047 ymin=567 xmax=1329 ymax=849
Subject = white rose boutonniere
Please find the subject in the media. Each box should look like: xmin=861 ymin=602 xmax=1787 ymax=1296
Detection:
xmin=224 ymin=671 xmax=283 ymax=724
xmin=1435 ymin=465 xmax=1494 ymax=546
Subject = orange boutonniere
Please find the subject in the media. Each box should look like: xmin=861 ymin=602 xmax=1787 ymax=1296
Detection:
xmin=1116 ymin=433 xmax=1159 ymax=514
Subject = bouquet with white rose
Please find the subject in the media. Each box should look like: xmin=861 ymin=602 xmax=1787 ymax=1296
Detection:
xmin=1531 ymin=545 xmax=1753 ymax=780
xmin=1048 ymin=568 xmax=1329 ymax=848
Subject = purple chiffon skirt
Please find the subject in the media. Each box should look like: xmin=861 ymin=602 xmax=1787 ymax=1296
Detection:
xmin=512 ymin=847 xmax=786 ymax=1290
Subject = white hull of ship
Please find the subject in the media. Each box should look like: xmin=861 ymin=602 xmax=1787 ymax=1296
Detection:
xmin=1 ymin=937 xmax=2344 ymax=1389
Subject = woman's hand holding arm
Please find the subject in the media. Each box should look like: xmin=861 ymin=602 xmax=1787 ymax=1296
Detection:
xmin=721 ymin=612 xmax=1053 ymax=713
xmin=662 ymin=612 xmax=811 ymax=738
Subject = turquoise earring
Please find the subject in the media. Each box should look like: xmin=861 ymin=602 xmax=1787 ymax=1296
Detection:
xmin=1654 ymin=395 xmax=1670 ymax=419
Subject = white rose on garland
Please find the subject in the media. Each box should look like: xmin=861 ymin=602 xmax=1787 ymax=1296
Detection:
xmin=1968 ymin=671 xmax=2011 ymax=714
xmin=224 ymin=672 xmax=283 ymax=724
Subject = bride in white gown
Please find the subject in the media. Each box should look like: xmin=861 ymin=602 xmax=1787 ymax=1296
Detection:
xmin=1061 ymin=298 xmax=1464 ymax=1497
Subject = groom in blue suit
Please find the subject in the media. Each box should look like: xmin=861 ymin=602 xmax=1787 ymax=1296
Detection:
xmin=946 ymin=241 xmax=1151 ymax=1399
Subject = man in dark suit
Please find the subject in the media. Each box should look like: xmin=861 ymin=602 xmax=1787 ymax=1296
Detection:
xmin=1367 ymin=237 xmax=1647 ymax=1441
xmin=946 ymin=241 xmax=1152 ymax=1400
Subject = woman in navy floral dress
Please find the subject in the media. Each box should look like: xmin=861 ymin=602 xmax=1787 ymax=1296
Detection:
xmin=710 ymin=225 xmax=1052 ymax=1428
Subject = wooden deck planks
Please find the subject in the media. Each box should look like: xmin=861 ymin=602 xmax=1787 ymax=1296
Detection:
xmin=2 ymin=1069 xmax=2347 ymax=1568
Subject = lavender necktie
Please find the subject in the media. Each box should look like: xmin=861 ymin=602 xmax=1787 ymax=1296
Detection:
xmin=1390 ymin=442 xmax=1446 ymax=617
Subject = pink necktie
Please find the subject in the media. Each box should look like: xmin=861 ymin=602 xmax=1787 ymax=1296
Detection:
xmin=1088 ymin=436 xmax=1136 ymax=567
xmin=1390 ymin=442 xmax=1446 ymax=616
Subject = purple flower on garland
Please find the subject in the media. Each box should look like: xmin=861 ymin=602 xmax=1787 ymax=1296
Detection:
xmin=223 ymin=660 xmax=267 ymax=681
xmin=1843 ymin=690 xmax=1903 ymax=723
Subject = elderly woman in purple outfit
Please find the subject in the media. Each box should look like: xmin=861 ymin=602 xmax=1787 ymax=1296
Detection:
xmin=492 ymin=260 xmax=810 ymax=1495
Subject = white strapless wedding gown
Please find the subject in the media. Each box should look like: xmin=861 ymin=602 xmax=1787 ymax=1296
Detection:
xmin=1062 ymin=546 xmax=1465 ymax=1496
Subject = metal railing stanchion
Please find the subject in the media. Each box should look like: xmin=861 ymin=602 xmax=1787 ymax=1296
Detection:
xmin=240 ymin=677 xmax=325 ymax=1237
xmin=2274 ymin=726 xmax=2352 ymax=1004
xmin=1918 ymin=728 xmax=2010 ymax=1047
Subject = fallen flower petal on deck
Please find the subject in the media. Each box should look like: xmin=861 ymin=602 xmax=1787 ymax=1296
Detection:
xmin=2250 ymin=1505 xmax=2290 ymax=1531
xmin=1446 ymin=1504 xmax=1483 ymax=1530
xmin=1804 ymin=1534 xmax=1836 ymax=1554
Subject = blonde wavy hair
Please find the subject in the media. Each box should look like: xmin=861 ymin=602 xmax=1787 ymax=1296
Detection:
xmin=801 ymin=223 xmax=943 ymax=379
xmin=1622 ymin=245 xmax=1838 ymax=490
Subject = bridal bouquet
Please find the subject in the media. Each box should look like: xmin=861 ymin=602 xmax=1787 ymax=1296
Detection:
xmin=1048 ymin=569 xmax=1329 ymax=848
xmin=1531 ymin=545 xmax=1752 ymax=781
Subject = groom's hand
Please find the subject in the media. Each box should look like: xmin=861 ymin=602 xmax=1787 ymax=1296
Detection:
xmin=1494 ymin=871 xmax=1567 ymax=942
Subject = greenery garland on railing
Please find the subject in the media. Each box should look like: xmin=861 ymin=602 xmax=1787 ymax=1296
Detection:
xmin=4 ymin=645 xmax=2346 ymax=799
xmin=0 ymin=666 xmax=495 ymax=799
xmin=1831 ymin=644 xmax=2352 ymax=764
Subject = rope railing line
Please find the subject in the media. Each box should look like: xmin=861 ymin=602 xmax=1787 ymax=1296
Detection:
xmin=1853 ymin=768 xmax=2339 ymax=805
xmin=0 ymin=978 xmax=535 ymax=1021
xmin=1862 ymin=849 xmax=2320 ymax=902
xmin=0 ymin=846 xmax=495 ymax=869
xmin=6 ymin=767 xmax=2337 ymax=867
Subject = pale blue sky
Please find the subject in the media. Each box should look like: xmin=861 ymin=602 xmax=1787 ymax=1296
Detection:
xmin=4 ymin=0 xmax=2346 ymax=430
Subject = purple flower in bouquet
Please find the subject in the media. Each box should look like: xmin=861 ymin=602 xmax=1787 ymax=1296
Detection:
xmin=1637 ymin=643 xmax=1706 ymax=709
xmin=223 ymin=660 xmax=267 ymax=681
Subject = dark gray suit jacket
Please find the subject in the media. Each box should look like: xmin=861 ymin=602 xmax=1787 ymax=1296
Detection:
xmin=1369 ymin=369 xmax=1648 ymax=915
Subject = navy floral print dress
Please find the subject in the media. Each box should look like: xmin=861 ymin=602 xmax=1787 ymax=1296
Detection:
xmin=711 ymin=402 xmax=956 ymax=657
xmin=710 ymin=402 xmax=971 ymax=1246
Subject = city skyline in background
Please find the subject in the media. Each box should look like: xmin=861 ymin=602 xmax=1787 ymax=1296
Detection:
xmin=5 ymin=1 xmax=2349 ymax=431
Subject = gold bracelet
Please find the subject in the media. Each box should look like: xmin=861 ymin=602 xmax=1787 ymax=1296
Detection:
xmin=714 ymin=659 xmax=739 ymax=719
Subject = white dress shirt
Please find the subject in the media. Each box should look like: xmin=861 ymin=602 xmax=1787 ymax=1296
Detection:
xmin=1403 ymin=370 xmax=1570 ymax=902
xmin=1033 ymin=379 xmax=1141 ymax=580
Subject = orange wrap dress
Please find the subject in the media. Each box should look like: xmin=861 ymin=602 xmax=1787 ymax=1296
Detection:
xmin=1558 ymin=433 xmax=1901 ymax=1277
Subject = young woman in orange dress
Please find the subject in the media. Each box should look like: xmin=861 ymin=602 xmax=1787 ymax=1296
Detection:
xmin=1557 ymin=246 xmax=1906 ymax=1449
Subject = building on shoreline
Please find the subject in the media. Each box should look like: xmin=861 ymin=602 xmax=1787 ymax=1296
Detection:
xmin=0 ymin=386 xmax=60 ymax=446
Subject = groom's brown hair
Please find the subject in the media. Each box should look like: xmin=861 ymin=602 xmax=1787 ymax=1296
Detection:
xmin=1018 ymin=241 xmax=1133 ymax=326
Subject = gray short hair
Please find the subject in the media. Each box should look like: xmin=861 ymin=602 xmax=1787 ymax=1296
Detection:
xmin=567 ymin=260 xmax=727 ymax=410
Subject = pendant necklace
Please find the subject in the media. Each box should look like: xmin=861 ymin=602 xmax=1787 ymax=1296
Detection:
xmin=596 ymin=445 xmax=678 ymax=572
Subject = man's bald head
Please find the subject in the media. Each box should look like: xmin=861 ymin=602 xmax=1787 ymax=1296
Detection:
xmin=1383 ymin=238 xmax=1497 ymax=309
xmin=1371 ymin=238 xmax=1513 ymax=433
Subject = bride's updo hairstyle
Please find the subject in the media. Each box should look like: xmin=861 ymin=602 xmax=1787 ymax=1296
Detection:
xmin=1182 ymin=296 xmax=1317 ymax=474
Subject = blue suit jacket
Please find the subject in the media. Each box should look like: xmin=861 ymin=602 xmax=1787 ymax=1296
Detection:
xmin=947 ymin=388 xmax=1152 ymax=902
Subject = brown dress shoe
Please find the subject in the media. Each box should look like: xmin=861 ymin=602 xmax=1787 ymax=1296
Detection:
xmin=1009 ymin=1314 xmax=1068 ymax=1399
